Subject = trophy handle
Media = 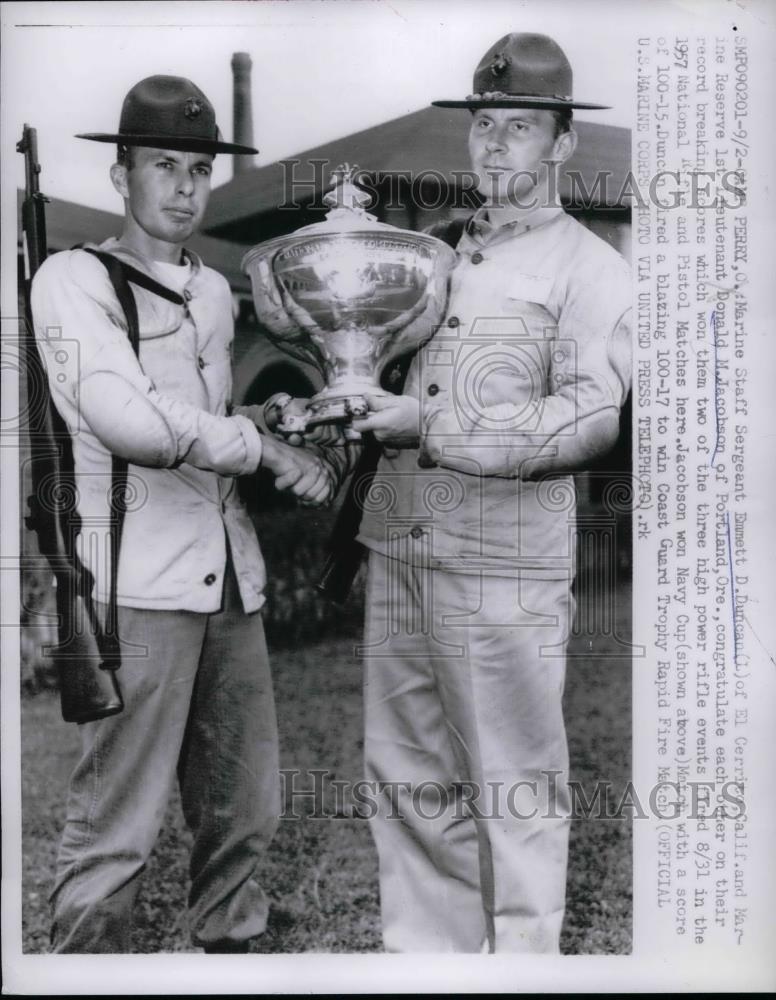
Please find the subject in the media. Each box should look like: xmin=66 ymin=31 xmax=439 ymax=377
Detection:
xmin=266 ymin=253 xmax=328 ymax=370
xmin=371 ymin=286 xmax=439 ymax=379
xmin=274 ymin=270 xmax=323 ymax=337
xmin=376 ymin=286 xmax=434 ymax=339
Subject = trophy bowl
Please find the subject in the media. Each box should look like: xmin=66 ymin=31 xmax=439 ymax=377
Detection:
xmin=242 ymin=166 xmax=458 ymax=431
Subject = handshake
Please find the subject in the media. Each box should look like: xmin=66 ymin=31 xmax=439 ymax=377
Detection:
xmin=259 ymin=431 xmax=333 ymax=507
xmin=245 ymin=386 xmax=423 ymax=508
xmin=239 ymin=398 xmax=343 ymax=508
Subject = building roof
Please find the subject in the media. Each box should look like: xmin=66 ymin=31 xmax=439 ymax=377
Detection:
xmin=16 ymin=190 xmax=252 ymax=292
xmin=203 ymin=106 xmax=630 ymax=240
xmin=18 ymin=108 xmax=630 ymax=285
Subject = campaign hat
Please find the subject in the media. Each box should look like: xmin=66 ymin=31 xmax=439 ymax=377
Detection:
xmin=432 ymin=33 xmax=609 ymax=111
xmin=76 ymin=75 xmax=258 ymax=155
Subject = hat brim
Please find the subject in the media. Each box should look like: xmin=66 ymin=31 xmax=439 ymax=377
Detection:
xmin=75 ymin=133 xmax=258 ymax=155
xmin=432 ymin=97 xmax=610 ymax=111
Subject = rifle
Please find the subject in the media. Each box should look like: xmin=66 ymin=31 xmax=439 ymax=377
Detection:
xmin=18 ymin=124 xmax=124 ymax=723
xmin=316 ymin=351 xmax=418 ymax=605
xmin=316 ymin=434 xmax=383 ymax=605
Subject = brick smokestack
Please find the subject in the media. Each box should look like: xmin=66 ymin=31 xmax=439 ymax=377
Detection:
xmin=231 ymin=52 xmax=255 ymax=176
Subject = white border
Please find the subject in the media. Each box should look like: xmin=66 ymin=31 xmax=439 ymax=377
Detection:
xmin=3 ymin=1 xmax=775 ymax=993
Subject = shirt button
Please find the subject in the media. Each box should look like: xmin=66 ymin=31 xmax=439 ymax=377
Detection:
xmin=198 ymin=356 xmax=205 ymax=370
xmin=447 ymin=316 xmax=460 ymax=328
xmin=204 ymin=573 xmax=216 ymax=585
xmin=470 ymin=252 xmax=484 ymax=265
xmin=427 ymin=383 xmax=440 ymax=397
xmin=410 ymin=526 xmax=424 ymax=539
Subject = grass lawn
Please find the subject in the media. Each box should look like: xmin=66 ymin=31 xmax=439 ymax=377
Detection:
xmin=20 ymin=585 xmax=632 ymax=955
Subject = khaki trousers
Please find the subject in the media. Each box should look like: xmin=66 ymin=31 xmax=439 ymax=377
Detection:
xmin=50 ymin=559 xmax=280 ymax=953
xmin=363 ymin=551 xmax=573 ymax=953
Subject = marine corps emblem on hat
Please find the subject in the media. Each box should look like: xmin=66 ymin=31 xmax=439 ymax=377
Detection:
xmin=183 ymin=98 xmax=203 ymax=120
xmin=432 ymin=33 xmax=610 ymax=111
xmin=76 ymin=75 xmax=258 ymax=155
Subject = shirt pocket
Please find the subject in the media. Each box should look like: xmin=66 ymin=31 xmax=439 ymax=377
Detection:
xmin=504 ymin=272 xmax=554 ymax=309
xmin=491 ymin=272 xmax=556 ymax=407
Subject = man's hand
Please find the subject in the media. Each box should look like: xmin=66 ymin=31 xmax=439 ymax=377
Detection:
xmin=265 ymin=395 xmax=348 ymax=448
xmin=260 ymin=435 xmax=333 ymax=506
xmin=350 ymin=392 xmax=421 ymax=447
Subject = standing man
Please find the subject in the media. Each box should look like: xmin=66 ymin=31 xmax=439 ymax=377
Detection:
xmin=31 ymin=75 xmax=331 ymax=953
xmin=343 ymin=33 xmax=631 ymax=952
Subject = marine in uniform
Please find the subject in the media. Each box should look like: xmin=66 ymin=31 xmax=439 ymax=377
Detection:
xmin=344 ymin=33 xmax=632 ymax=952
xmin=31 ymin=75 xmax=331 ymax=953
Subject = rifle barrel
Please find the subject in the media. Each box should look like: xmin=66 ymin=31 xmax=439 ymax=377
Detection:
xmin=18 ymin=125 xmax=48 ymax=278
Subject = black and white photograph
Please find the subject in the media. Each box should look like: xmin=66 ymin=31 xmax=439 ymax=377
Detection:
xmin=1 ymin=0 xmax=774 ymax=994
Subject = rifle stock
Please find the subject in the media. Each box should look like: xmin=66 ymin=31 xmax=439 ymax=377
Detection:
xmin=316 ymin=353 xmax=417 ymax=604
xmin=18 ymin=124 xmax=123 ymax=723
xmin=316 ymin=436 xmax=382 ymax=605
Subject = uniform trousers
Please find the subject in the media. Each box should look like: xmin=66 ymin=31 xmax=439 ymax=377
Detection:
xmin=362 ymin=550 xmax=573 ymax=953
xmin=50 ymin=557 xmax=280 ymax=953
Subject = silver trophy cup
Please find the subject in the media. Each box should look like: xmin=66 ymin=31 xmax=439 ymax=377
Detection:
xmin=242 ymin=166 xmax=458 ymax=432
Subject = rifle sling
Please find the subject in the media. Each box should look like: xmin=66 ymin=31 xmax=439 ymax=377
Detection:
xmin=77 ymin=248 xmax=183 ymax=663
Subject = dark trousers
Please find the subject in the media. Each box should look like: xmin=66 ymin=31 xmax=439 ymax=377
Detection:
xmin=50 ymin=562 xmax=280 ymax=952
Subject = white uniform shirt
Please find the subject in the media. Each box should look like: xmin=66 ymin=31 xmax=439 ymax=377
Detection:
xmin=358 ymin=208 xmax=632 ymax=577
xmin=31 ymin=238 xmax=267 ymax=612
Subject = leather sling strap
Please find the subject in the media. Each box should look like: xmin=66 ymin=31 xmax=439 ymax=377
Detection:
xmin=78 ymin=248 xmax=184 ymax=662
xmin=83 ymin=251 xmax=187 ymax=311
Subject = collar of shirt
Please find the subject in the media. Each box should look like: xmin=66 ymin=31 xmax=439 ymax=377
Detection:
xmin=153 ymin=256 xmax=194 ymax=295
xmin=463 ymin=202 xmax=565 ymax=250
xmin=98 ymin=237 xmax=203 ymax=287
